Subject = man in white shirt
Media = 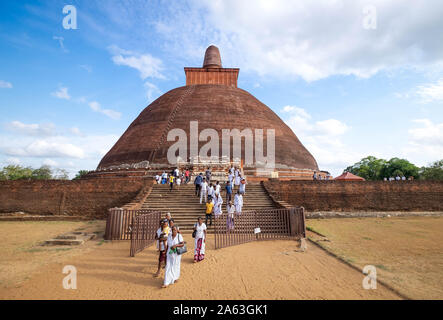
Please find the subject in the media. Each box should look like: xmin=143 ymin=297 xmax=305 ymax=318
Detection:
xmin=200 ymin=178 xmax=208 ymax=204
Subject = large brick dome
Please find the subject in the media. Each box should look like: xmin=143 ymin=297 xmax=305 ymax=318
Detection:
xmin=98 ymin=84 xmax=319 ymax=172
xmin=96 ymin=46 xmax=319 ymax=179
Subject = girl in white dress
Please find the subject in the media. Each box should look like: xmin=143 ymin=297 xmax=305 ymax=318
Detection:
xmin=162 ymin=226 xmax=184 ymax=288
xmin=193 ymin=217 xmax=207 ymax=262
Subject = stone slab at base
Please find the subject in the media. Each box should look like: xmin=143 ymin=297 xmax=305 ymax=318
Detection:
xmin=43 ymin=232 xmax=96 ymax=246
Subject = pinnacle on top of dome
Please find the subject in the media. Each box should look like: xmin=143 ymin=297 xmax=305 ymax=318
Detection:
xmin=203 ymin=45 xmax=222 ymax=68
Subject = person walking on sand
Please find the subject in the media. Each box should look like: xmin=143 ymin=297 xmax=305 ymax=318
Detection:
xmin=154 ymin=219 xmax=169 ymax=278
xmin=193 ymin=217 xmax=207 ymax=263
xmin=234 ymin=190 xmax=243 ymax=215
xmin=162 ymin=226 xmax=185 ymax=288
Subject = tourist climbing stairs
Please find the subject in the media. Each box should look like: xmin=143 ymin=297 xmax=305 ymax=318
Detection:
xmin=141 ymin=182 xmax=277 ymax=232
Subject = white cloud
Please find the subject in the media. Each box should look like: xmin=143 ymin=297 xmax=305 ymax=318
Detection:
xmin=42 ymin=158 xmax=58 ymax=167
xmin=0 ymin=80 xmax=13 ymax=89
xmin=7 ymin=121 xmax=55 ymax=136
xmin=154 ymin=0 xmax=443 ymax=82
xmin=70 ymin=127 xmax=82 ymax=136
xmin=53 ymin=36 xmax=68 ymax=52
xmin=79 ymin=64 xmax=92 ymax=73
xmin=144 ymin=81 xmax=162 ymax=101
xmin=408 ymin=119 xmax=443 ymax=147
xmin=402 ymin=119 xmax=443 ymax=166
xmin=5 ymin=139 xmax=85 ymax=159
xmin=283 ymin=106 xmax=358 ymax=175
xmin=88 ymin=101 xmax=121 ymax=120
xmin=52 ymin=87 xmax=71 ymax=100
xmin=6 ymin=157 xmax=20 ymax=165
xmin=416 ymin=79 xmax=443 ymax=103
xmin=109 ymin=45 xmax=165 ymax=80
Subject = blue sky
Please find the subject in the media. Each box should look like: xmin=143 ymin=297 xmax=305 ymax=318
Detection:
xmin=1 ymin=0 xmax=442 ymax=177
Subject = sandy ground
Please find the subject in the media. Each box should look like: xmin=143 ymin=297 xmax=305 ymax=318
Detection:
xmin=0 ymin=220 xmax=105 ymax=288
xmin=307 ymin=216 xmax=443 ymax=300
xmin=0 ymin=221 xmax=399 ymax=300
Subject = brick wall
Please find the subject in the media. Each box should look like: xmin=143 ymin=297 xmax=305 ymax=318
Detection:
xmin=263 ymin=180 xmax=443 ymax=212
xmin=0 ymin=178 xmax=153 ymax=218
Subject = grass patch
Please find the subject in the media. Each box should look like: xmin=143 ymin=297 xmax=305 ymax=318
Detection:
xmin=362 ymin=236 xmax=372 ymax=240
xmin=96 ymin=239 xmax=105 ymax=246
xmin=54 ymin=247 xmax=73 ymax=252
xmin=375 ymin=264 xmax=389 ymax=271
xmin=23 ymin=247 xmax=46 ymax=253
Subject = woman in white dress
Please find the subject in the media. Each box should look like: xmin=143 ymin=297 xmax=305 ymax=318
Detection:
xmin=234 ymin=169 xmax=241 ymax=187
xmin=162 ymin=226 xmax=185 ymax=288
xmin=234 ymin=190 xmax=243 ymax=215
xmin=213 ymin=193 xmax=223 ymax=217
xmin=193 ymin=217 xmax=207 ymax=263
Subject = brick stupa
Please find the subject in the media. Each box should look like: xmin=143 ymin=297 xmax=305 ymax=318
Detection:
xmin=95 ymin=45 xmax=320 ymax=179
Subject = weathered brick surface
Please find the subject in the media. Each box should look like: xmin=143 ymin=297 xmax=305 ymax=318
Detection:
xmin=0 ymin=179 xmax=152 ymax=218
xmin=98 ymin=84 xmax=319 ymax=172
xmin=263 ymin=180 xmax=443 ymax=212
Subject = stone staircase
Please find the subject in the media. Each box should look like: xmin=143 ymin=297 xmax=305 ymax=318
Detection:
xmin=141 ymin=182 xmax=277 ymax=232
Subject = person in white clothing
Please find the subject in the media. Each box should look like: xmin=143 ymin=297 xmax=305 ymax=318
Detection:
xmin=213 ymin=193 xmax=223 ymax=217
xmin=234 ymin=169 xmax=241 ymax=187
xmin=207 ymin=183 xmax=215 ymax=199
xmin=234 ymin=190 xmax=243 ymax=215
xmin=239 ymin=177 xmax=246 ymax=195
xmin=162 ymin=226 xmax=184 ymax=288
xmin=154 ymin=219 xmax=168 ymax=277
xmin=228 ymin=173 xmax=234 ymax=189
xmin=214 ymin=181 xmax=221 ymax=196
xmin=176 ymin=176 xmax=181 ymax=189
xmin=226 ymin=201 xmax=235 ymax=231
xmin=200 ymin=178 xmax=208 ymax=204
xmin=193 ymin=217 xmax=207 ymax=262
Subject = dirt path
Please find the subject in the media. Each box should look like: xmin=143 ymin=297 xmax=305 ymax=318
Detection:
xmin=0 ymin=233 xmax=399 ymax=300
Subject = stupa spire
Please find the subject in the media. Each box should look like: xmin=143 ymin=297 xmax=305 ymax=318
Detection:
xmin=203 ymin=45 xmax=222 ymax=68
xmin=184 ymin=45 xmax=239 ymax=87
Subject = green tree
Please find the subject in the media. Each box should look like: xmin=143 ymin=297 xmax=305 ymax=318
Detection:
xmin=73 ymin=170 xmax=90 ymax=180
xmin=420 ymin=160 xmax=443 ymax=180
xmin=345 ymin=156 xmax=386 ymax=180
xmin=0 ymin=165 xmax=33 ymax=180
xmin=380 ymin=158 xmax=420 ymax=179
xmin=31 ymin=165 xmax=53 ymax=180
xmin=54 ymin=168 xmax=69 ymax=180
